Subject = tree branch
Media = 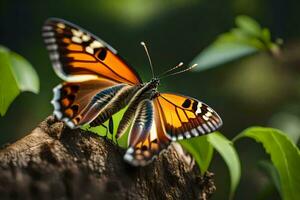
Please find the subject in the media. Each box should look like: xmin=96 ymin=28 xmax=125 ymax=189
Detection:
xmin=0 ymin=116 xmax=215 ymax=199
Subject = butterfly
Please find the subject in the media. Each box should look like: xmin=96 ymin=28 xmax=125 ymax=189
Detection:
xmin=42 ymin=18 xmax=223 ymax=166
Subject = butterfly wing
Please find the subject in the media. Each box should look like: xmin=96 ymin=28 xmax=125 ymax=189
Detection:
xmin=155 ymin=93 xmax=222 ymax=141
xmin=42 ymin=18 xmax=142 ymax=85
xmin=124 ymin=92 xmax=222 ymax=166
xmin=52 ymin=79 xmax=138 ymax=128
xmin=124 ymin=99 xmax=170 ymax=166
xmin=43 ymin=18 xmax=143 ymax=128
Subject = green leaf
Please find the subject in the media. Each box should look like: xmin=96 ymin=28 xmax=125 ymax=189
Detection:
xmin=83 ymin=106 xmax=129 ymax=148
xmin=235 ymin=127 xmax=300 ymax=200
xmin=10 ymin=52 xmax=39 ymax=93
xmin=258 ymin=160 xmax=281 ymax=196
xmin=179 ymin=135 xmax=214 ymax=175
xmin=261 ymin=28 xmax=271 ymax=43
xmin=0 ymin=45 xmax=39 ymax=116
xmin=191 ymin=15 xmax=280 ymax=71
xmin=0 ymin=47 xmax=20 ymax=116
xmin=192 ymin=42 xmax=257 ymax=71
xmin=269 ymin=113 xmax=300 ymax=144
xmin=207 ymin=132 xmax=241 ymax=200
xmin=235 ymin=15 xmax=262 ymax=37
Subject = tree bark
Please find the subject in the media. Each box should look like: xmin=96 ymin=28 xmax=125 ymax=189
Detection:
xmin=0 ymin=116 xmax=215 ymax=200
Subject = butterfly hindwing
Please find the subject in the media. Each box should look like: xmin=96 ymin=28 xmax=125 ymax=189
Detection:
xmin=124 ymin=99 xmax=170 ymax=166
xmin=52 ymin=78 xmax=138 ymax=129
xmin=42 ymin=18 xmax=142 ymax=85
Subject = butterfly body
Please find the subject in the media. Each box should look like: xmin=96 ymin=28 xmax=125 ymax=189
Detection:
xmin=43 ymin=18 xmax=222 ymax=166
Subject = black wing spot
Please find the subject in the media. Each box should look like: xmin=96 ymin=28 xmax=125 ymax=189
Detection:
xmin=68 ymin=94 xmax=76 ymax=102
xmin=82 ymin=41 xmax=90 ymax=47
xmin=96 ymin=48 xmax=107 ymax=60
xmin=192 ymin=101 xmax=198 ymax=112
xmin=70 ymin=85 xmax=80 ymax=93
xmin=71 ymin=104 xmax=79 ymax=113
xmin=182 ymin=99 xmax=191 ymax=108
xmin=141 ymin=145 xmax=148 ymax=151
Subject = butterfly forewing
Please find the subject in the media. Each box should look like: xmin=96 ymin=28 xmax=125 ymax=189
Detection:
xmin=42 ymin=18 xmax=142 ymax=85
xmin=155 ymin=93 xmax=222 ymax=141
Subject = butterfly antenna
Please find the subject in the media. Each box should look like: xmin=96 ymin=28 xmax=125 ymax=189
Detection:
xmin=158 ymin=62 xmax=184 ymax=78
xmin=141 ymin=41 xmax=155 ymax=78
xmin=160 ymin=64 xmax=198 ymax=79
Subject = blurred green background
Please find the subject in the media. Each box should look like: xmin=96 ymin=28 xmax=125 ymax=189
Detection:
xmin=1 ymin=0 xmax=300 ymax=199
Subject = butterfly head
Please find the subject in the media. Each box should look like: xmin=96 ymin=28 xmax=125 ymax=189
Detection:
xmin=150 ymin=78 xmax=160 ymax=88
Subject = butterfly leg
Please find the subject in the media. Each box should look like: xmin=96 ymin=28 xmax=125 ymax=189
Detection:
xmin=108 ymin=117 xmax=119 ymax=145
xmin=97 ymin=117 xmax=117 ymax=144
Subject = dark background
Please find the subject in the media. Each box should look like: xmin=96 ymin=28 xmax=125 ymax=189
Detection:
xmin=1 ymin=0 xmax=300 ymax=199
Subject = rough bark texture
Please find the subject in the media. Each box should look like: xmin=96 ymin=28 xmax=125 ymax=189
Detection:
xmin=0 ymin=116 xmax=215 ymax=200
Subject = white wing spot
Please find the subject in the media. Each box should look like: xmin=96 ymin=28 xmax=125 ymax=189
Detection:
xmin=57 ymin=23 xmax=65 ymax=29
xmin=207 ymin=121 xmax=215 ymax=130
xmin=124 ymin=153 xmax=133 ymax=162
xmin=184 ymin=132 xmax=191 ymax=139
xmin=43 ymin=26 xmax=52 ymax=31
xmin=203 ymin=115 xmax=209 ymax=121
xmin=50 ymin=53 xmax=59 ymax=60
xmin=191 ymin=128 xmax=199 ymax=136
xmin=72 ymin=36 xmax=82 ymax=43
xmin=53 ymin=61 xmax=62 ymax=71
xmin=86 ymin=46 xmax=94 ymax=54
xmin=202 ymin=124 xmax=210 ymax=132
xmin=178 ymin=134 xmax=184 ymax=140
xmin=207 ymin=107 xmax=214 ymax=112
xmin=206 ymin=112 xmax=212 ymax=117
xmin=53 ymin=110 xmax=62 ymax=119
xmin=195 ymin=103 xmax=202 ymax=115
xmin=90 ymin=40 xmax=103 ymax=48
xmin=197 ymin=126 xmax=205 ymax=134
xmin=45 ymin=38 xmax=56 ymax=44
xmin=82 ymin=34 xmax=91 ymax=42
xmin=72 ymin=29 xmax=83 ymax=37
xmin=47 ymin=44 xmax=58 ymax=51
xmin=211 ymin=119 xmax=218 ymax=127
xmin=42 ymin=32 xmax=54 ymax=37
xmin=127 ymin=147 xmax=134 ymax=154
xmin=62 ymin=117 xmax=75 ymax=129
